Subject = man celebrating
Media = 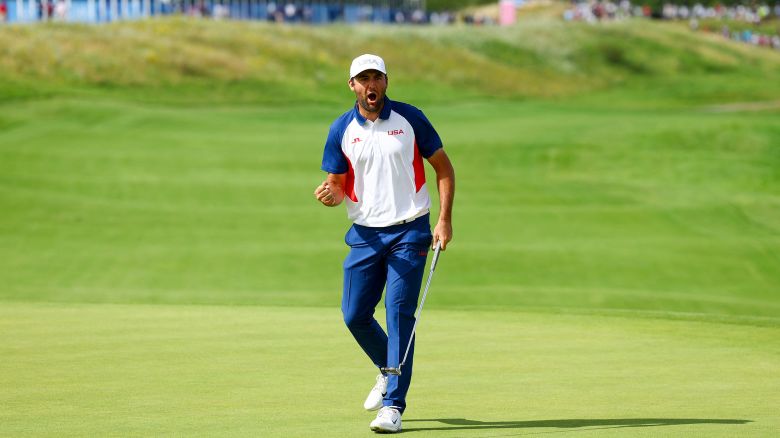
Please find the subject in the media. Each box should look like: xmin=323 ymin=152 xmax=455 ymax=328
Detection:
xmin=314 ymin=54 xmax=455 ymax=433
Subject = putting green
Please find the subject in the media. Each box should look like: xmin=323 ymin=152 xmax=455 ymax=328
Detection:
xmin=1 ymin=303 xmax=777 ymax=436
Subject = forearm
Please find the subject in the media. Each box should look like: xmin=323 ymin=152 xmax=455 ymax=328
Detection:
xmin=325 ymin=174 xmax=346 ymax=206
xmin=427 ymin=148 xmax=454 ymax=248
xmin=436 ymin=169 xmax=454 ymax=223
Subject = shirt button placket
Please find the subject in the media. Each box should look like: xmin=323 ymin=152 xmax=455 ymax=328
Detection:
xmin=367 ymin=120 xmax=376 ymax=149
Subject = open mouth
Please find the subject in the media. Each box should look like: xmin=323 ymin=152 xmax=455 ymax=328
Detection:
xmin=367 ymin=92 xmax=378 ymax=105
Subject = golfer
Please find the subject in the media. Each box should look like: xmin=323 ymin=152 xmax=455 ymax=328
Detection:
xmin=314 ymin=54 xmax=455 ymax=433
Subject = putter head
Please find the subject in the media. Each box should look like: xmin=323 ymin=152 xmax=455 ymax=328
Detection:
xmin=380 ymin=367 xmax=402 ymax=376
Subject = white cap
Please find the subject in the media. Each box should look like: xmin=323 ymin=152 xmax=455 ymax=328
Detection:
xmin=349 ymin=54 xmax=386 ymax=79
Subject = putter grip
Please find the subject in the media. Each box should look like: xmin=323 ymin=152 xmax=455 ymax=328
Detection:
xmin=430 ymin=242 xmax=442 ymax=271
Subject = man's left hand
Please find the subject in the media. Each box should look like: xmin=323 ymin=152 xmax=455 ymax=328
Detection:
xmin=432 ymin=220 xmax=452 ymax=250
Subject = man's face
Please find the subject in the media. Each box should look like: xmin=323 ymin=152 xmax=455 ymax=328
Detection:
xmin=349 ymin=70 xmax=388 ymax=115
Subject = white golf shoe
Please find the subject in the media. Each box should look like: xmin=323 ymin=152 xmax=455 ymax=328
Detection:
xmin=364 ymin=374 xmax=388 ymax=411
xmin=370 ymin=406 xmax=402 ymax=433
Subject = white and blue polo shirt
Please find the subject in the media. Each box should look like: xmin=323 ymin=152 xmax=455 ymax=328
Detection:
xmin=321 ymin=97 xmax=443 ymax=227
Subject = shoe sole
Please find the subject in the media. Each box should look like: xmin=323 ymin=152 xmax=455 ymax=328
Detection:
xmin=370 ymin=425 xmax=401 ymax=433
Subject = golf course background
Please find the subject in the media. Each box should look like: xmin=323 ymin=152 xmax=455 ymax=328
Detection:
xmin=1 ymin=14 xmax=779 ymax=436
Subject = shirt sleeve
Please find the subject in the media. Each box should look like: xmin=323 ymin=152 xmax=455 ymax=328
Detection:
xmin=320 ymin=120 xmax=348 ymax=174
xmin=407 ymin=108 xmax=443 ymax=158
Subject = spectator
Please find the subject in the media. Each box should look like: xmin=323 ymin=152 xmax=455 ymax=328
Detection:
xmin=213 ymin=3 xmax=229 ymax=20
xmin=266 ymin=2 xmax=277 ymax=21
xmin=284 ymin=2 xmax=296 ymax=22
xmin=54 ymin=0 xmax=68 ymax=20
xmin=411 ymin=8 xmax=425 ymax=24
xmin=0 ymin=0 xmax=7 ymax=23
xmin=40 ymin=0 xmax=55 ymax=20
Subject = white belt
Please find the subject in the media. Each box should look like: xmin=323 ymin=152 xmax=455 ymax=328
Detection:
xmin=390 ymin=210 xmax=429 ymax=226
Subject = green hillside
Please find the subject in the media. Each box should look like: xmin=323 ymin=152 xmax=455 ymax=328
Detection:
xmin=2 ymin=18 xmax=779 ymax=104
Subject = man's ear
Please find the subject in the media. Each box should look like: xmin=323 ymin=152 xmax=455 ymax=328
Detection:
xmin=348 ymin=78 xmax=355 ymax=91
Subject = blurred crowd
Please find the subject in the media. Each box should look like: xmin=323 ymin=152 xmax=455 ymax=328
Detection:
xmin=564 ymin=1 xmax=779 ymax=22
xmin=712 ymin=26 xmax=780 ymax=48
xmin=2 ymin=0 xmax=779 ymax=50
xmin=2 ymin=0 xmax=70 ymax=21
xmin=188 ymin=2 xmax=451 ymax=24
xmin=203 ymin=2 xmax=461 ymax=24
xmin=563 ymin=0 xmax=637 ymax=20
xmin=1 ymin=0 xmax=461 ymax=24
xmin=563 ymin=1 xmax=780 ymax=50
xmin=661 ymin=3 xmax=776 ymax=22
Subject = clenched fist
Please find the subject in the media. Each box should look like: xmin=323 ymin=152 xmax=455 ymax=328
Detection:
xmin=314 ymin=181 xmax=341 ymax=207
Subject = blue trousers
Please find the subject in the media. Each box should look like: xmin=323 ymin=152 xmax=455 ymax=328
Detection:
xmin=341 ymin=214 xmax=432 ymax=414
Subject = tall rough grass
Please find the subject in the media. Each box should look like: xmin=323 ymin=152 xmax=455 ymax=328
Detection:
xmin=1 ymin=17 xmax=779 ymax=103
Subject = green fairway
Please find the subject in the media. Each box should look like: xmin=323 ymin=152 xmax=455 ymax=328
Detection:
xmin=2 ymin=97 xmax=778 ymax=320
xmin=1 ymin=16 xmax=780 ymax=437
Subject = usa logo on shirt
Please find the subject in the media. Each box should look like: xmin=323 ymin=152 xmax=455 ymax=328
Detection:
xmin=387 ymin=129 xmax=405 ymax=136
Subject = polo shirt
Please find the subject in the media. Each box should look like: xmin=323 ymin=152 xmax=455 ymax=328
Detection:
xmin=321 ymin=96 xmax=442 ymax=227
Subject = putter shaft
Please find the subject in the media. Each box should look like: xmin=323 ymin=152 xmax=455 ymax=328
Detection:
xmin=381 ymin=242 xmax=442 ymax=377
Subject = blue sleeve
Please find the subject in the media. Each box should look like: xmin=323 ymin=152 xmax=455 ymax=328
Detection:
xmin=320 ymin=114 xmax=350 ymax=174
xmin=394 ymin=103 xmax=442 ymax=158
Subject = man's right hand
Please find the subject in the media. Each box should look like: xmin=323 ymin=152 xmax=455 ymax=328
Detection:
xmin=315 ymin=181 xmax=338 ymax=206
xmin=315 ymin=173 xmax=347 ymax=207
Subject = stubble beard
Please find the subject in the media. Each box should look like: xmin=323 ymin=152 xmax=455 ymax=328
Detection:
xmin=358 ymin=96 xmax=382 ymax=115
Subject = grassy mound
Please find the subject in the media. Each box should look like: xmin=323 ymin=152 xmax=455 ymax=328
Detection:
xmin=1 ymin=17 xmax=779 ymax=103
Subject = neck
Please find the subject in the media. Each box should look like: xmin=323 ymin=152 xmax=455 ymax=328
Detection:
xmin=360 ymin=105 xmax=382 ymax=122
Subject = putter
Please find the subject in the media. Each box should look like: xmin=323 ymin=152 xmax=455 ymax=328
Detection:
xmin=380 ymin=241 xmax=443 ymax=376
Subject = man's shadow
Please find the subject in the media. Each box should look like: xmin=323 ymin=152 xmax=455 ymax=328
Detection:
xmin=403 ymin=418 xmax=752 ymax=433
